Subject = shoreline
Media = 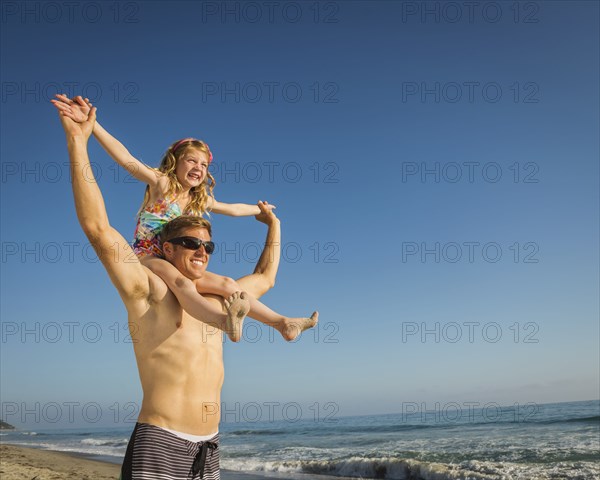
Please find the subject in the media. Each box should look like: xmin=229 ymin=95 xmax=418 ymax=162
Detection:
xmin=0 ymin=444 xmax=311 ymax=480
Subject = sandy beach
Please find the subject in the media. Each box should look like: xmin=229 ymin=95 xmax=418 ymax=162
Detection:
xmin=0 ymin=444 xmax=120 ymax=480
xmin=0 ymin=444 xmax=275 ymax=480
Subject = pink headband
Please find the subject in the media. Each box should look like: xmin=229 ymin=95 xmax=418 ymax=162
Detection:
xmin=171 ymin=138 xmax=213 ymax=163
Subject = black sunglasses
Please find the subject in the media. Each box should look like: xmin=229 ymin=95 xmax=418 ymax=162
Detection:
xmin=167 ymin=236 xmax=215 ymax=255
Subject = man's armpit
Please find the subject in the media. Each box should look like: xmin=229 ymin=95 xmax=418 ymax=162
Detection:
xmin=144 ymin=266 xmax=171 ymax=305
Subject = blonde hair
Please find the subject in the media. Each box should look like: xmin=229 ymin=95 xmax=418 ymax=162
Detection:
xmin=138 ymin=139 xmax=216 ymax=216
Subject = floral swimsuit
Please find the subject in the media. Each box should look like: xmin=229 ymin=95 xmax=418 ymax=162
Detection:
xmin=132 ymin=195 xmax=196 ymax=258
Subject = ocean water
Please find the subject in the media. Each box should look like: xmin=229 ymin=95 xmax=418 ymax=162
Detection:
xmin=2 ymin=400 xmax=598 ymax=480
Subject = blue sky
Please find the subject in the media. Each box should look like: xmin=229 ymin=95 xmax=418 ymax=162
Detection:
xmin=1 ymin=1 xmax=598 ymax=429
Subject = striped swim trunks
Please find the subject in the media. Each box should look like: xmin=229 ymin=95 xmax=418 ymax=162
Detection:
xmin=121 ymin=423 xmax=220 ymax=480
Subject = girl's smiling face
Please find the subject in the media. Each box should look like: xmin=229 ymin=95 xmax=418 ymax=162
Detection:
xmin=175 ymin=148 xmax=209 ymax=189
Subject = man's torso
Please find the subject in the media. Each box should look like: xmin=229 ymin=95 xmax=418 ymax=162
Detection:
xmin=128 ymin=267 xmax=224 ymax=435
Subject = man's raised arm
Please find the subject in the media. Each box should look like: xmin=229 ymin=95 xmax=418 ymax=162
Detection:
xmin=58 ymin=107 xmax=149 ymax=305
xmin=235 ymin=201 xmax=281 ymax=299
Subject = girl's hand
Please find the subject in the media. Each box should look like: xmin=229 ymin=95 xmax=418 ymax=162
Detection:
xmin=260 ymin=201 xmax=276 ymax=212
xmin=255 ymin=201 xmax=278 ymax=225
xmin=57 ymin=105 xmax=97 ymax=140
xmin=51 ymin=94 xmax=93 ymax=123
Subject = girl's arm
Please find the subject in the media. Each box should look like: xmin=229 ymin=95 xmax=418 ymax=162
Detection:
xmin=51 ymin=95 xmax=162 ymax=188
xmin=92 ymin=122 xmax=162 ymax=187
xmin=143 ymin=257 xmax=226 ymax=324
xmin=209 ymin=198 xmax=275 ymax=217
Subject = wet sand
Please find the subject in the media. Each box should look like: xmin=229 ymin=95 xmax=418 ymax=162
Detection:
xmin=0 ymin=444 xmax=276 ymax=480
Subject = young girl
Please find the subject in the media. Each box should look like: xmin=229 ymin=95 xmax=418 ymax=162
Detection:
xmin=52 ymin=94 xmax=318 ymax=343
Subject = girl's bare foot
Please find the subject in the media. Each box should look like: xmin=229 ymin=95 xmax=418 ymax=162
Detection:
xmin=223 ymin=291 xmax=250 ymax=342
xmin=280 ymin=312 xmax=319 ymax=341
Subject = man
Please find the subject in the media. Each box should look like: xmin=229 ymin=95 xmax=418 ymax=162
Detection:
xmin=58 ymin=107 xmax=282 ymax=480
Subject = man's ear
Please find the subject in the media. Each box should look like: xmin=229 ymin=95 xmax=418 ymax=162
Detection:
xmin=162 ymin=242 xmax=174 ymax=258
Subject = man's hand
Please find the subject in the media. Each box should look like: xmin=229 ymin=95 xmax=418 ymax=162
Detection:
xmin=255 ymin=201 xmax=278 ymax=226
xmin=51 ymin=94 xmax=92 ymax=123
xmin=56 ymin=102 xmax=96 ymax=140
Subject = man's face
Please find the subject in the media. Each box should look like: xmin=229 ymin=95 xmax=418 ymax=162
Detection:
xmin=163 ymin=227 xmax=211 ymax=280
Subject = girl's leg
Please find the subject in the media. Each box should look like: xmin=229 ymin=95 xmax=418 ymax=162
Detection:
xmin=195 ymin=271 xmax=318 ymax=341
xmin=141 ymin=256 xmax=249 ymax=342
